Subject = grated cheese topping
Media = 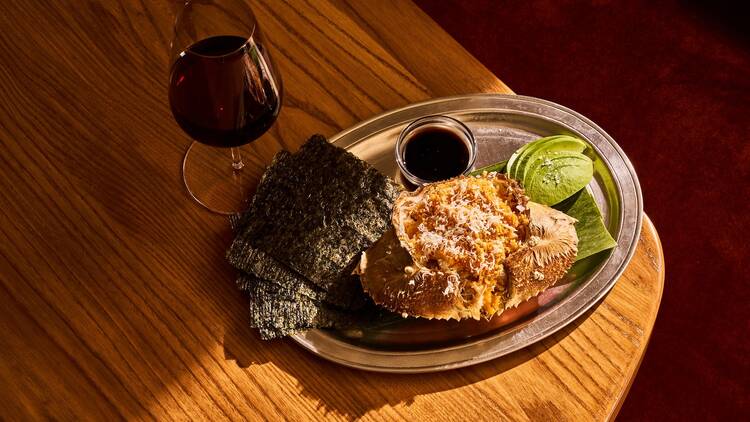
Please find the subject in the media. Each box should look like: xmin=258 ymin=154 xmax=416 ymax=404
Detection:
xmin=399 ymin=175 xmax=529 ymax=313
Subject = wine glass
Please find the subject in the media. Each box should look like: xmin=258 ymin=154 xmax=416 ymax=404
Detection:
xmin=168 ymin=0 xmax=282 ymax=214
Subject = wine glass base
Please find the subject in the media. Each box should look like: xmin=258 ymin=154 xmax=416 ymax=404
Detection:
xmin=182 ymin=141 xmax=253 ymax=215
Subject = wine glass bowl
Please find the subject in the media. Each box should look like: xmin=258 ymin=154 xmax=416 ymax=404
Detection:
xmin=168 ymin=0 xmax=282 ymax=214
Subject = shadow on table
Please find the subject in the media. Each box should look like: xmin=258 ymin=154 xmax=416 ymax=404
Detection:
xmin=222 ymin=297 xmax=602 ymax=419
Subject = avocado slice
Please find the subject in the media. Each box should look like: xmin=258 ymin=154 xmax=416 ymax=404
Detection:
xmin=507 ymin=135 xmax=571 ymax=179
xmin=523 ymin=152 xmax=593 ymax=205
xmin=516 ymin=136 xmax=587 ymax=182
xmin=506 ymin=141 xmax=535 ymax=179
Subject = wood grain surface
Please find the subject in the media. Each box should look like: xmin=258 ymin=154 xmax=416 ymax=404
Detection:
xmin=0 ymin=0 xmax=663 ymax=420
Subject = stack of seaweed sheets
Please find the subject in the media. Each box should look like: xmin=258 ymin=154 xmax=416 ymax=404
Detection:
xmin=227 ymin=135 xmax=401 ymax=339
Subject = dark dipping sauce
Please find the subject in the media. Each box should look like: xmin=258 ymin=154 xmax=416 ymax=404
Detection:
xmin=403 ymin=127 xmax=471 ymax=182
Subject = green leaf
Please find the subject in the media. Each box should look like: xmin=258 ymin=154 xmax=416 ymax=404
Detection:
xmin=553 ymin=189 xmax=617 ymax=261
xmin=469 ymin=160 xmax=507 ymax=175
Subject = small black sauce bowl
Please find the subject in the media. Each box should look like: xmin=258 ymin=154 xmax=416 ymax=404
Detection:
xmin=395 ymin=115 xmax=477 ymax=186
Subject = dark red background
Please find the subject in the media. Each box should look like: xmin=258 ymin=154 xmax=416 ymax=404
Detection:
xmin=415 ymin=0 xmax=749 ymax=419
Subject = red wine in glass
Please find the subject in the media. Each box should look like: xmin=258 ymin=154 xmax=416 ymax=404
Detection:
xmin=168 ymin=1 xmax=282 ymax=215
xmin=169 ymin=35 xmax=281 ymax=148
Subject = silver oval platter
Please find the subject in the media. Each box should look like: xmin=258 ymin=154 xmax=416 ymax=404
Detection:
xmin=291 ymin=94 xmax=643 ymax=373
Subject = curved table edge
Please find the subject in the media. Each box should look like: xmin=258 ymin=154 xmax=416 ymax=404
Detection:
xmin=608 ymin=214 xmax=665 ymax=420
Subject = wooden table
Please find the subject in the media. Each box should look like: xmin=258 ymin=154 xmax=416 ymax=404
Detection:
xmin=0 ymin=1 xmax=664 ymax=420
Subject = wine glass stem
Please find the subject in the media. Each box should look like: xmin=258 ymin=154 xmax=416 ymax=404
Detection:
xmin=231 ymin=147 xmax=245 ymax=171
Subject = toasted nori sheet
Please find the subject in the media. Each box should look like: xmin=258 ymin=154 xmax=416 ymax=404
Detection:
xmin=227 ymin=148 xmax=362 ymax=308
xmin=241 ymin=275 xmax=350 ymax=339
xmin=230 ymin=240 xmax=365 ymax=309
xmin=228 ymin=135 xmax=401 ymax=291
xmin=227 ymin=135 xmax=400 ymax=338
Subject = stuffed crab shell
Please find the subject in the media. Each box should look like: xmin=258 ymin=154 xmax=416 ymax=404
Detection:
xmin=359 ymin=172 xmax=578 ymax=320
